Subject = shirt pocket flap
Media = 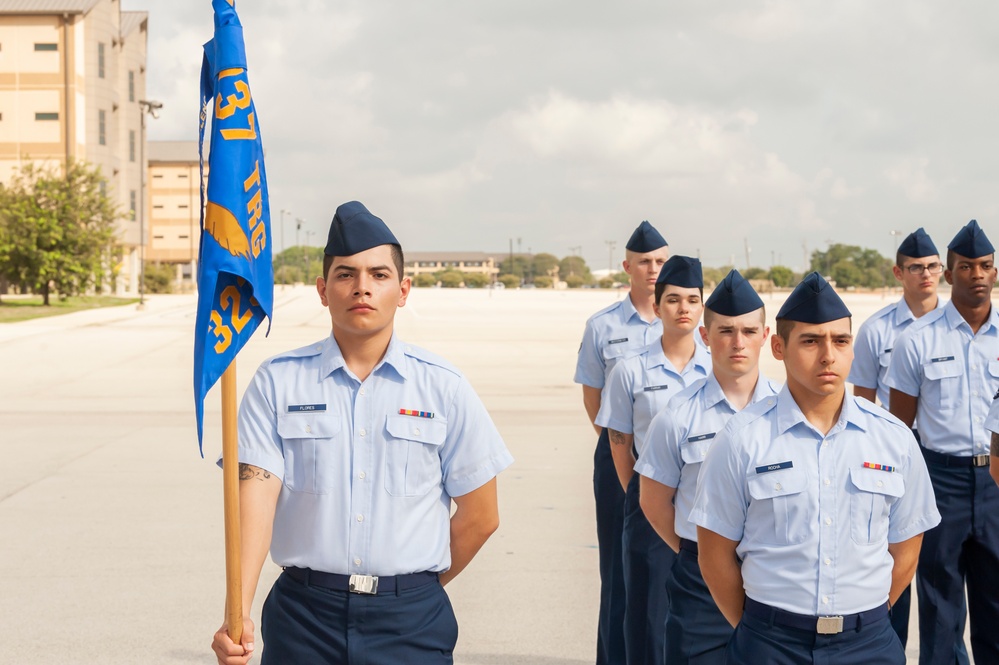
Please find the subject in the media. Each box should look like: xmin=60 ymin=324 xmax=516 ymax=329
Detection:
xmin=989 ymin=360 xmax=999 ymax=379
xmin=277 ymin=413 xmax=341 ymax=439
xmin=680 ymin=437 xmax=714 ymax=465
xmin=849 ymin=467 xmax=904 ymax=498
xmin=748 ymin=468 xmax=807 ymax=500
xmin=602 ymin=341 xmax=640 ymax=361
xmin=923 ymin=359 xmax=961 ymax=380
xmin=386 ymin=414 xmax=446 ymax=446
xmin=878 ymin=351 xmax=892 ymax=369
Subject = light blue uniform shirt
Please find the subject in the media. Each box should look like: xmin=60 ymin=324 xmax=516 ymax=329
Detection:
xmin=848 ymin=297 xmax=945 ymax=408
xmin=691 ymin=387 xmax=940 ymax=616
xmin=885 ymin=301 xmax=999 ymax=456
xmin=636 ymin=373 xmax=780 ymax=542
xmin=983 ymin=393 xmax=999 ymax=438
xmin=595 ymin=340 xmax=711 ymax=456
xmin=574 ymin=295 xmax=663 ymax=390
xmin=235 ymin=334 xmax=514 ymax=576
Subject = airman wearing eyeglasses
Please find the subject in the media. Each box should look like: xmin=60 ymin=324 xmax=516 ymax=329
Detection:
xmin=847 ymin=227 xmax=946 ymax=649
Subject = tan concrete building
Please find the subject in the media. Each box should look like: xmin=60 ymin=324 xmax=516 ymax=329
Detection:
xmin=147 ymin=139 xmax=202 ymax=289
xmin=404 ymin=251 xmax=501 ymax=280
xmin=0 ymin=0 xmax=148 ymax=294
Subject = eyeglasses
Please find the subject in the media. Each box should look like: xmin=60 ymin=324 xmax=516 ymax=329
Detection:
xmin=904 ymin=263 xmax=943 ymax=275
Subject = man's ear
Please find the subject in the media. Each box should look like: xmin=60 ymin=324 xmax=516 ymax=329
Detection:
xmin=316 ymin=277 xmax=328 ymax=306
xmin=771 ymin=332 xmax=785 ymax=361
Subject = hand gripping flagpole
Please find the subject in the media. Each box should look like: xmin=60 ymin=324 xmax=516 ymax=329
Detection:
xmin=195 ymin=0 xmax=274 ymax=648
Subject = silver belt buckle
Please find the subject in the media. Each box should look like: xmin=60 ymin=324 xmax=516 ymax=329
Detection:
xmin=816 ymin=616 xmax=844 ymax=634
xmin=973 ymin=454 xmax=990 ymax=467
xmin=348 ymin=574 xmax=379 ymax=595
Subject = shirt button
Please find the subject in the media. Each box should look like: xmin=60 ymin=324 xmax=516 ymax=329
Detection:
xmin=414 ymin=428 xmax=421 ymax=436
xmin=775 ymin=483 xmax=783 ymax=491
xmin=825 ymin=518 xmax=832 ymax=526
xmin=824 ymin=478 xmax=831 ymax=486
xmin=359 ymin=471 xmax=366 ymax=480
xmin=360 ymin=429 xmax=366 ymax=437
xmin=356 ymin=514 xmax=364 ymax=522
xmin=354 ymin=557 xmax=361 ymax=566
xmin=822 ymin=596 xmax=829 ymax=605
xmin=824 ymin=558 xmax=831 ymax=566
xmin=305 ymin=425 xmax=312 ymax=434
xmin=974 ymin=391 xmax=979 ymax=397
xmin=360 ymin=388 xmax=366 ymax=395
xmin=877 ymin=480 xmax=884 ymax=488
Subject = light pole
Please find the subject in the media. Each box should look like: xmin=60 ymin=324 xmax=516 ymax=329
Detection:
xmin=137 ymin=99 xmax=163 ymax=310
xmin=305 ymin=230 xmax=315 ymax=279
xmin=889 ymin=229 xmax=902 ymax=256
xmin=605 ymin=240 xmax=617 ymax=276
xmin=569 ymin=245 xmax=581 ymax=277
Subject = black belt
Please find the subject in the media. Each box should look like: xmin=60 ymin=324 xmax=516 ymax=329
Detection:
xmin=744 ymin=597 xmax=889 ymax=635
xmin=283 ymin=567 xmax=439 ymax=596
xmin=679 ymin=538 xmax=698 ymax=555
xmin=919 ymin=445 xmax=990 ymax=468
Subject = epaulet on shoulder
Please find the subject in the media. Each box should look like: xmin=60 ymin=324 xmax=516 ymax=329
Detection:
xmin=730 ymin=396 xmax=775 ymax=429
xmin=404 ymin=344 xmax=462 ymax=377
xmin=262 ymin=340 xmax=325 ymax=366
xmin=674 ymin=378 xmax=708 ymax=403
xmin=586 ymin=299 xmax=625 ymax=323
xmin=910 ymin=307 xmax=947 ymax=331
xmin=854 ymin=395 xmax=907 ymax=430
xmin=866 ymin=302 xmax=898 ymax=323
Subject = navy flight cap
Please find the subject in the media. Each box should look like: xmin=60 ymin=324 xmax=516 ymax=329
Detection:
xmin=324 ymin=201 xmax=400 ymax=258
xmin=706 ymin=269 xmax=764 ymax=317
xmin=947 ymin=219 xmax=994 ymax=259
xmin=897 ymin=228 xmax=938 ymax=259
xmin=657 ymin=255 xmax=702 ymax=288
xmin=776 ymin=272 xmax=851 ymax=323
xmin=626 ymin=221 xmax=668 ymax=253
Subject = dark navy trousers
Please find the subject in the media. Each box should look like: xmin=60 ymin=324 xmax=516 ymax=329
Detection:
xmin=259 ymin=570 xmax=458 ymax=664
xmin=664 ymin=545 xmax=732 ymax=665
xmin=622 ymin=471 xmax=673 ymax=665
xmin=594 ymin=428 xmax=627 ymax=665
xmin=726 ymin=603 xmax=904 ymax=665
xmin=917 ymin=460 xmax=999 ymax=665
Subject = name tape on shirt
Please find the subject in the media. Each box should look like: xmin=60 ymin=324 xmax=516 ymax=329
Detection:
xmin=930 ymin=356 xmax=955 ymax=363
xmin=687 ymin=433 xmax=716 ymax=443
xmin=399 ymin=409 xmax=435 ymax=419
xmin=644 ymin=385 xmax=670 ymax=392
xmin=288 ymin=404 xmax=326 ymax=412
xmin=608 ymin=338 xmax=629 ymax=345
xmin=863 ymin=462 xmax=896 ymax=473
xmin=755 ymin=461 xmax=793 ymax=474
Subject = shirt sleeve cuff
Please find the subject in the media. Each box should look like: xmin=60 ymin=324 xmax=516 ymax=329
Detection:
xmin=690 ymin=511 xmax=743 ymax=542
xmin=445 ymin=450 xmax=515 ymax=498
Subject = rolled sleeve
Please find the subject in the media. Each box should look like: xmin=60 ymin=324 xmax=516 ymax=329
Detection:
xmin=887 ymin=433 xmax=941 ymax=542
xmin=985 ymin=398 xmax=999 ymax=435
xmin=636 ymin=409 xmax=682 ymax=487
xmin=690 ymin=427 xmax=747 ymax=542
xmin=595 ymin=361 xmax=634 ymax=434
xmin=439 ymin=377 xmax=514 ymax=498
xmin=220 ymin=365 xmax=287 ymax=479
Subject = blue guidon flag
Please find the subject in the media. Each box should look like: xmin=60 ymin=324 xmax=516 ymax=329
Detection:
xmin=194 ymin=0 xmax=273 ymax=454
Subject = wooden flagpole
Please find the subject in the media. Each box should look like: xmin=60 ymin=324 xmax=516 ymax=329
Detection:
xmin=221 ymin=361 xmax=243 ymax=644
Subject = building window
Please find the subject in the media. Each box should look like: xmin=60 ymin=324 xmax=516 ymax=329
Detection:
xmin=34 ymin=43 xmax=58 ymax=52
xmin=153 ymin=204 xmax=164 ymax=209
xmin=152 ymin=174 xmax=164 ymax=179
xmin=35 ymin=112 xmax=59 ymax=121
xmin=128 ymin=71 xmax=135 ymax=102
xmin=98 ymin=43 xmax=105 ymax=78
xmin=178 ymin=234 xmax=189 ymax=239
xmin=129 ymin=190 xmax=136 ymax=219
xmin=178 ymin=204 xmax=189 ymax=209
xmin=129 ymin=130 xmax=135 ymax=162
xmin=178 ymin=173 xmax=188 ymax=178
xmin=98 ymin=110 xmax=106 ymax=145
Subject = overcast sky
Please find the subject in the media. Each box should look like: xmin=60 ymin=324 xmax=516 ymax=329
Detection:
xmin=123 ymin=0 xmax=999 ymax=272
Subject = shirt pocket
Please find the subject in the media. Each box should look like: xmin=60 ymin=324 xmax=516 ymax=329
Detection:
xmin=849 ymin=467 xmax=904 ymax=545
xmin=922 ymin=359 xmax=962 ymax=411
xmin=747 ymin=467 xmax=808 ymax=545
xmin=277 ymin=413 xmax=342 ymax=495
xmin=679 ymin=436 xmax=714 ymax=467
xmin=384 ymin=415 xmax=447 ymax=497
xmin=601 ymin=340 xmax=643 ymax=369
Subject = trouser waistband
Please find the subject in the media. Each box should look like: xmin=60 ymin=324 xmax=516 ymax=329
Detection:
xmin=743 ymin=597 xmax=889 ymax=635
xmin=679 ymin=538 xmax=698 ymax=556
xmin=283 ymin=567 xmax=439 ymax=596
xmin=919 ymin=445 xmax=990 ymax=467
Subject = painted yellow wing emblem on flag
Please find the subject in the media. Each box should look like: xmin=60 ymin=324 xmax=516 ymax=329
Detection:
xmin=205 ymin=201 xmax=250 ymax=259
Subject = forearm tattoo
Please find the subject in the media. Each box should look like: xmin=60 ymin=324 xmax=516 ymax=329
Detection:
xmin=991 ymin=432 xmax=999 ymax=457
xmin=609 ymin=429 xmax=628 ymax=446
xmin=238 ymin=463 xmax=272 ymax=481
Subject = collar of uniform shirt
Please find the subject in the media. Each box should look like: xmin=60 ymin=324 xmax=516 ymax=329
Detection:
xmin=701 ymin=372 xmax=773 ymax=411
xmin=942 ymin=298 xmax=999 ymax=333
xmin=773 ymin=385 xmax=869 ymax=438
xmin=645 ymin=341 xmax=711 ymax=373
xmin=319 ymin=333 xmax=409 ymax=382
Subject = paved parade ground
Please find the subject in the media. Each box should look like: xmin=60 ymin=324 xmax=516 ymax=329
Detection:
xmin=0 ymin=285 xmax=970 ymax=663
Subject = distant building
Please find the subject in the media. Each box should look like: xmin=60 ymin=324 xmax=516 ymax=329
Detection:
xmin=147 ymin=140 xmax=203 ymax=289
xmin=404 ymin=251 xmax=500 ymax=280
xmin=0 ymin=0 xmax=148 ymax=294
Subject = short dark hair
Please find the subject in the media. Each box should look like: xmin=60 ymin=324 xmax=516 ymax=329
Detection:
xmin=322 ymin=244 xmax=405 ymax=281
xmin=655 ymin=283 xmax=703 ymax=303
xmin=704 ymin=306 xmax=766 ymax=330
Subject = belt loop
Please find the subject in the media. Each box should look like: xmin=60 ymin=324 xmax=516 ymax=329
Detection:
xmin=855 ymin=610 xmax=863 ymax=632
xmin=395 ymin=576 xmax=401 ymax=597
xmin=767 ymin=604 xmax=776 ymax=629
xmin=303 ymin=568 xmax=311 ymax=587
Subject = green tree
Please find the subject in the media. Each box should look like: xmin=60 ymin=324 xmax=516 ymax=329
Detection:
xmin=0 ymin=161 xmax=120 ymax=305
xmin=532 ymin=253 xmax=559 ymax=281
xmin=438 ymin=270 xmax=464 ymax=288
xmin=742 ymin=267 xmax=769 ymax=280
xmin=498 ymin=255 xmax=530 ymax=280
xmin=811 ymin=244 xmax=892 ymax=288
xmin=599 ymin=277 xmax=614 ymax=289
xmin=560 ymin=255 xmax=592 ymax=283
xmin=412 ymin=274 xmax=436 ymax=287
xmin=498 ymin=274 xmax=520 ymax=289
xmin=612 ymin=270 xmax=629 ymax=285
xmin=565 ymin=274 xmax=585 ymax=289
xmin=463 ymin=272 xmax=490 ymax=288
xmin=274 ymin=245 xmax=325 ymax=281
xmin=768 ymin=265 xmax=795 ymax=287
xmin=534 ymin=275 xmax=553 ymax=288
xmin=274 ymin=265 xmax=304 ymax=285
xmin=142 ymin=262 xmax=174 ymax=294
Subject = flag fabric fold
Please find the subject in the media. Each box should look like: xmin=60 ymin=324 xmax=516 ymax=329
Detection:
xmin=194 ymin=0 xmax=273 ymax=454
